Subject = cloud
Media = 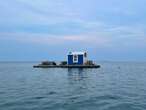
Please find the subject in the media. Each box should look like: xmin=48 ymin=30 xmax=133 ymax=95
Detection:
xmin=0 ymin=23 xmax=146 ymax=49
xmin=0 ymin=32 xmax=110 ymax=48
xmin=1 ymin=0 xmax=145 ymax=26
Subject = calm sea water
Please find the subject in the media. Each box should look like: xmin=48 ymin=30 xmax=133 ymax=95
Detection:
xmin=0 ymin=62 xmax=146 ymax=110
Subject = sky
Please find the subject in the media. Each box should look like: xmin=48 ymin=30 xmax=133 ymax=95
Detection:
xmin=0 ymin=0 xmax=146 ymax=61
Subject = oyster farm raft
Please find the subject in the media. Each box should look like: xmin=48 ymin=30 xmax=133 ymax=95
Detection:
xmin=33 ymin=51 xmax=100 ymax=68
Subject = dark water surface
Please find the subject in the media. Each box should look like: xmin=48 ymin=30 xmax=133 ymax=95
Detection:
xmin=0 ymin=62 xmax=146 ymax=110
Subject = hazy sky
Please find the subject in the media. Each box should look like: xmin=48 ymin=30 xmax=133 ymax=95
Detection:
xmin=0 ymin=0 xmax=146 ymax=61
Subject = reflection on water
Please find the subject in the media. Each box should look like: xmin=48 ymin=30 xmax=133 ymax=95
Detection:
xmin=67 ymin=68 xmax=87 ymax=81
xmin=67 ymin=68 xmax=89 ymax=93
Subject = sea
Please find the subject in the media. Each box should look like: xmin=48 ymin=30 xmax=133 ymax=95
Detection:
xmin=0 ymin=62 xmax=146 ymax=110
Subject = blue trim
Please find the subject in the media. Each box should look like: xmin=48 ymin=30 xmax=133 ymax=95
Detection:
xmin=68 ymin=55 xmax=73 ymax=65
xmin=78 ymin=55 xmax=83 ymax=65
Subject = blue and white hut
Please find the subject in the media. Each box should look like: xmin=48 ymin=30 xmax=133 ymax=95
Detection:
xmin=67 ymin=52 xmax=87 ymax=65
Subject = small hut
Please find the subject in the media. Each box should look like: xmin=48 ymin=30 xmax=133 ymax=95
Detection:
xmin=67 ymin=52 xmax=87 ymax=65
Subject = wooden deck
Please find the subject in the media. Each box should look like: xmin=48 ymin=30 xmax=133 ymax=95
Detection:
xmin=33 ymin=65 xmax=100 ymax=68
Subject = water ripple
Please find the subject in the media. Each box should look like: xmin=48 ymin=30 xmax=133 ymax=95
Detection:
xmin=0 ymin=62 xmax=146 ymax=110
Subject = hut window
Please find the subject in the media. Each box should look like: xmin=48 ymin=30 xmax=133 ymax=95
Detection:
xmin=84 ymin=52 xmax=87 ymax=57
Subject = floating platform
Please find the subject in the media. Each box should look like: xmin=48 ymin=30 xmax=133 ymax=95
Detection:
xmin=33 ymin=65 xmax=100 ymax=68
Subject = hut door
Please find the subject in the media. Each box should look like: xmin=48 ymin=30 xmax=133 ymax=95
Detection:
xmin=73 ymin=55 xmax=78 ymax=63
